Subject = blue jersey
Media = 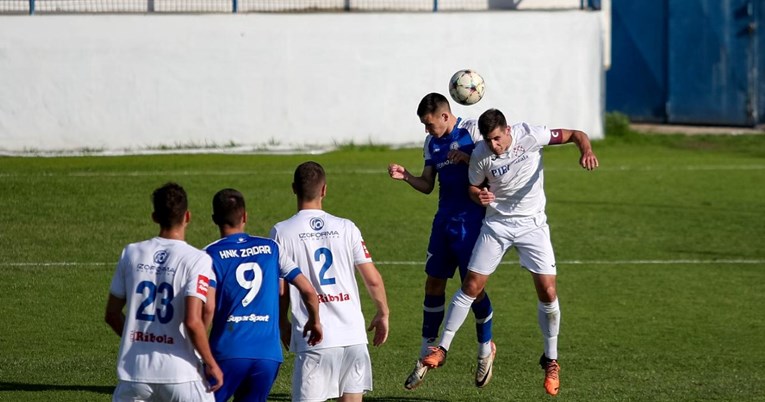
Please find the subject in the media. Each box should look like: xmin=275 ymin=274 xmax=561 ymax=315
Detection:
xmin=423 ymin=117 xmax=486 ymax=221
xmin=205 ymin=233 xmax=301 ymax=362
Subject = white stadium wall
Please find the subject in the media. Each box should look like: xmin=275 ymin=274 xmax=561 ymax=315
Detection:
xmin=0 ymin=12 xmax=604 ymax=153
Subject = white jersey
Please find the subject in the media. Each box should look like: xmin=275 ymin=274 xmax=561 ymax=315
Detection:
xmin=469 ymin=122 xmax=558 ymax=220
xmin=109 ymin=237 xmax=215 ymax=383
xmin=270 ymin=209 xmax=373 ymax=353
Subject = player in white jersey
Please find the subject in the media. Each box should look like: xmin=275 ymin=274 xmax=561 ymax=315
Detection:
xmin=422 ymin=109 xmax=599 ymax=397
xmin=271 ymin=161 xmax=389 ymax=402
xmin=105 ymin=182 xmax=223 ymax=402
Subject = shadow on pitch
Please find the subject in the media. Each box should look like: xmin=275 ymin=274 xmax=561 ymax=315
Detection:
xmin=0 ymin=386 xmax=447 ymax=402
xmin=0 ymin=381 xmax=114 ymax=394
xmin=268 ymin=393 xmax=447 ymax=402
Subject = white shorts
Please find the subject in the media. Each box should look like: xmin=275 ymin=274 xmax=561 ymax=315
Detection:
xmin=292 ymin=344 xmax=372 ymax=402
xmin=113 ymin=380 xmax=214 ymax=402
xmin=467 ymin=213 xmax=557 ymax=276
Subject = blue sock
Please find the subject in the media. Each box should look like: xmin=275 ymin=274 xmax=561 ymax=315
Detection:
xmin=422 ymin=294 xmax=445 ymax=340
xmin=472 ymin=292 xmax=493 ymax=344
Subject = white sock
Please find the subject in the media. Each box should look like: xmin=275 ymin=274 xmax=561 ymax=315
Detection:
xmin=420 ymin=337 xmax=437 ymax=359
xmin=439 ymin=289 xmax=476 ymax=351
xmin=478 ymin=341 xmax=493 ymax=358
xmin=538 ymin=299 xmax=560 ymax=360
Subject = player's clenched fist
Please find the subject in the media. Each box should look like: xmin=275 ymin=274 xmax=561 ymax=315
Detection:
xmin=477 ymin=188 xmax=495 ymax=206
xmin=388 ymin=163 xmax=407 ymax=180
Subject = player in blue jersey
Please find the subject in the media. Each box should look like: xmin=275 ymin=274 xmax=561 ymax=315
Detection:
xmin=387 ymin=92 xmax=496 ymax=389
xmin=204 ymin=188 xmax=323 ymax=402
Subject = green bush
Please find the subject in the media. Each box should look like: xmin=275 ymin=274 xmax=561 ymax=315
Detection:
xmin=604 ymin=111 xmax=632 ymax=138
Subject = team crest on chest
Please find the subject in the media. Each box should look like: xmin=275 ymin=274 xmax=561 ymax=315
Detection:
xmin=450 ymin=141 xmax=460 ymax=151
xmin=512 ymin=144 xmax=526 ymax=158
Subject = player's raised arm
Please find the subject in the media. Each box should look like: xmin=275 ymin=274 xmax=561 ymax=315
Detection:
xmin=356 ymin=262 xmax=390 ymax=346
xmin=388 ymin=163 xmax=436 ymax=194
xmin=550 ymin=129 xmax=599 ymax=171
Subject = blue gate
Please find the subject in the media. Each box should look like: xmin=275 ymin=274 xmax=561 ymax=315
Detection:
xmin=607 ymin=0 xmax=763 ymax=126
xmin=667 ymin=0 xmax=758 ymax=126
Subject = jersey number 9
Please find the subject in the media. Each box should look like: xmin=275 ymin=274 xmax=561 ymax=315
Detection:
xmin=236 ymin=262 xmax=264 ymax=307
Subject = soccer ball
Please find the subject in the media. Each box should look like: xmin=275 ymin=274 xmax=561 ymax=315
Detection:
xmin=448 ymin=69 xmax=485 ymax=105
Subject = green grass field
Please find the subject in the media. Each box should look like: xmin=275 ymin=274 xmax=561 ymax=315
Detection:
xmin=1 ymin=129 xmax=764 ymax=401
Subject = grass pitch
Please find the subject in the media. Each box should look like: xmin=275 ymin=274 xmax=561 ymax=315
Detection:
xmin=0 ymin=130 xmax=763 ymax=401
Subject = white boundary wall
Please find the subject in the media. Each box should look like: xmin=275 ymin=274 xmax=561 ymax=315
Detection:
xmin=0 ymin=12 xmax=603 ymax=153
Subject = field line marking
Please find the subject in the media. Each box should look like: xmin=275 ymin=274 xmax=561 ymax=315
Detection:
xmin=1 ymin=165 xmax=765 ymax=178
xmin=1 ymin=262 xmax=113 ymax=267
xmin=379 ymin=259 xmax=765 ymax=265
xmin=3 ymin=259 xmax=764 ymax=267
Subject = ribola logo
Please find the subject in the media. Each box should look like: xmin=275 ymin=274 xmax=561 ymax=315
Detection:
xmin=130 ymin=330 xmax=174 ymax=344
xmin=310 ymin=217 xmax=324 ymax=231
xmin=318 ymin=293 xmax=351 ymax=304
xmin=153 ymin=250 xmax=168 ymax=264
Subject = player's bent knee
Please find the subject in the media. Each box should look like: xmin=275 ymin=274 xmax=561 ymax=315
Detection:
xmin=461 ymin=281 xmax=484 ymax=298
xmin=538 ymin=288 xmax=557 ymax=303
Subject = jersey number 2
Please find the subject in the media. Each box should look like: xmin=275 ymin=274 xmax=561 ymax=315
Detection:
xmin=315 ymin=247 xmax=336 ymax=286
xmin=135 ymin=281 xmax=174 ymax=323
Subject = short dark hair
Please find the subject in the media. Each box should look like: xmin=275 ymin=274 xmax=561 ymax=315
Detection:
xmin=417 ymin=92 xmax=451 ymax=117
xmin=212 ymin=188 xmax=245 ymax=227
xmin=293 ymin=161 xmax=326 ymax=201
xmin=152 ymin=182 xmax=188 ymax=228
xmin=478 ymin=108 xmax=508 ymax=136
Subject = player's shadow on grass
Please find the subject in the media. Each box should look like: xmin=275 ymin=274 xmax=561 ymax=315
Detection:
xmin=0 ymin=386 xmax=447 ymax=402
xmin=0 ymin=381 xmax=114 ymax=394
xmin=361 ymin=398 xmax=449 ymax=402
xmin=268 ymin=394 xmax=447 ymax=402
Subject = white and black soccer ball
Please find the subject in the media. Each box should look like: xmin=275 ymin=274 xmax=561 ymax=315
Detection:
xmin=448 ymin=69 xmax=485 ymax=106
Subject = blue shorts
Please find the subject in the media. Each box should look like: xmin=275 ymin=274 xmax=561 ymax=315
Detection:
xmin=213 ymin=358 xmax=281 ymax=402
xmin=425 ymin=215 xmax=482 ymax=280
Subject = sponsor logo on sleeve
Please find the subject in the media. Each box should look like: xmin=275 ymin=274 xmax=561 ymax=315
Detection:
xmin=362 ymin=241 xmax=371 ymax=259
xmin=196 ymin=275 xmax=209 ymax=296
